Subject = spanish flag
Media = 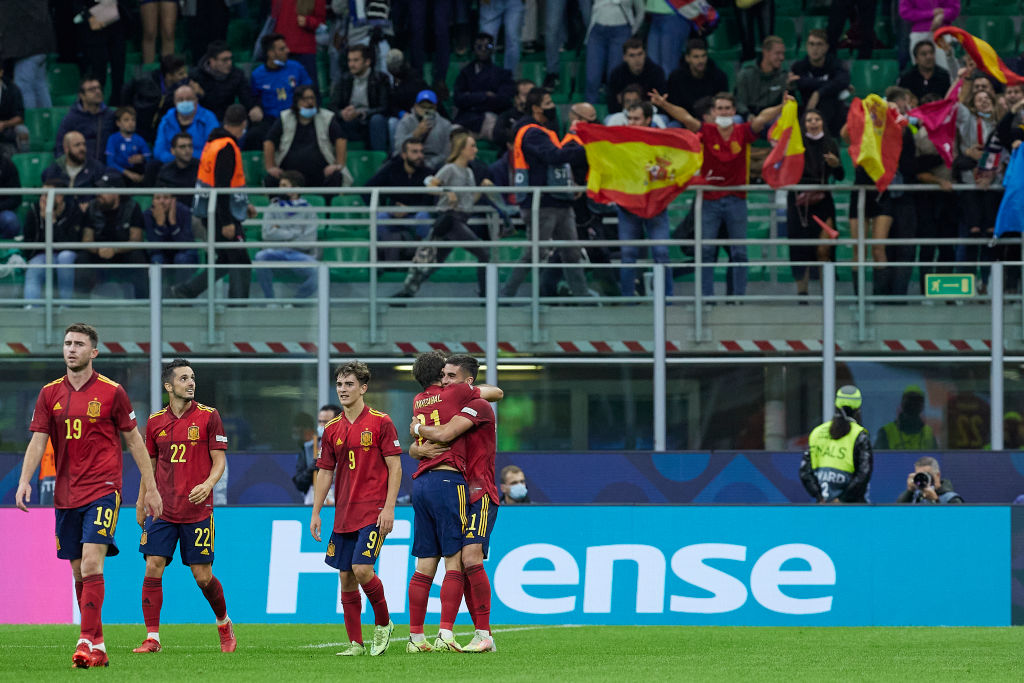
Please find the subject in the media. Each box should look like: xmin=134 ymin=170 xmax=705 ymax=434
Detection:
xmin=575 ymin=122 xmax=703 ymax=219
xmin=934 ymin=26 xmax=1024 ymax=86
xmin=845 ymin=94 xmax=906 ymax=193
xmin=762 ymin=99 xmax=805 ymax=189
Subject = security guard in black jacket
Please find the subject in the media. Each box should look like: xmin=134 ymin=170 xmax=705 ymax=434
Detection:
xmin=800 ymin=385 xmax=874 ymax=503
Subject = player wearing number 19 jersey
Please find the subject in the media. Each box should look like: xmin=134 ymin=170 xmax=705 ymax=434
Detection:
xmin=134 ymin=359 xmax=235 ymax=655
xmin=15 ymin=323 xmax=163 ymax=670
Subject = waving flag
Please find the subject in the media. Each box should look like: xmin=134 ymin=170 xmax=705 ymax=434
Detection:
xmin=933 ymin=26 xmax=1024 ymax=86
xmin=665 ymin=0 xmax=719 ymax=32
xmin=576 ymin=122 xmax=703 ymax=219
xmin=908 ymin=81 xmax=962 ymax=167
xmin=762 ymin=99 xmax=805 ymax=188
xmin=995 ymin=145 xmax=1024 ymax=237
xmin=845 ymin=94 xmax=906 ymax=193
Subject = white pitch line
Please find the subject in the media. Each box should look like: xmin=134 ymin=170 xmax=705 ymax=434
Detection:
xmin=301 ymin=624 xmax=585 ymax=649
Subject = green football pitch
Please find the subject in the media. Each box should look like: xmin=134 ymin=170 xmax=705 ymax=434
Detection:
xmin=2 ymin=623 xmax=1023 ymax=680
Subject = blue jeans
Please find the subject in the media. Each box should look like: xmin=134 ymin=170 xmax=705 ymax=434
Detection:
xmin=617 ymin=206 xmax=672 ymax=296
xmin=24 ymin=251 xmax=77 ymax=302
xmin=647 ymin=12 xmax=691 ymax=75
xmin=14 ymin=54 xmax=51 ymax=109
xmin=479 ymin=0 xmax=525 ymax=73
xmin=378 ymin=210 xmax=431 ymax=261
xmin=585 ymin=23 xmax=632 ymax=105
xmin=254 ymin=248 xmax=318 ymax=298
xmin=0 ymin=210 xmax=18 ymax=239
xmin=701 ymin=195 xmax=748 ymax=296
xmin=338 ymin=113 xmax=389 ymax=152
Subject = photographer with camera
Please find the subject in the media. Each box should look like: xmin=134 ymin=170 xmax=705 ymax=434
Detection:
xmin=799 ymin=385 xmax=874 ymax=503
xmin=896 ymin=456 xmax=964 ymax=504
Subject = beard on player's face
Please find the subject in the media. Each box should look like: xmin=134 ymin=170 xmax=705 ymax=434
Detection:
xmin=64 ymin=353 xmax=91 ymax=372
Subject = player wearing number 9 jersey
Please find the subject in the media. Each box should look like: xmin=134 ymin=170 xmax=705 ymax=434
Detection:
xmin=311 ymin=361 xmax=403 ymax=657
xmin=133 ymin=359 xmax=235 ymax=655
xmin=16 ymin=323 xmax=163 ymax=669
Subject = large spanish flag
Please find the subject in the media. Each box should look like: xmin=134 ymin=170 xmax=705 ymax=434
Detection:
xmin=845 ymin=94 xmax=906 ymax=193
xmin=576 ymin=122 xmax=703 ymax=219
xmin=762 ymin=99 xmax=805 ymax=189
xmin=934 ymin=26 xmax=1024 ymax=86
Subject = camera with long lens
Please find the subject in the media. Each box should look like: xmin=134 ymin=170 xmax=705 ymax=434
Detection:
xmin=913 ymin=471 xmax=932 ymax=489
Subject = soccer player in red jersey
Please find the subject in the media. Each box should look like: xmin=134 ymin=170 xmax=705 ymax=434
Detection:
xmin=417 ymin=354 xmax=501 ymax=653
xmin=310 ymin=361 xmax=402 ymax=657
xmin=133 ymin=359 xmax=235 ymax=655
xmin=14 ymin=323 xmax=163 ymax=669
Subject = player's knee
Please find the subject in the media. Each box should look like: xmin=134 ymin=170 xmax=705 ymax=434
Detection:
xmin=352 ymin=564 xmax=376 ymax=585
xmin=443 ymin=553 xmax=463 ymax=572
xmin=338 ymin=570 xmax=359 ymax=591
xmin=462 ymin=545 xmax=484 ymax=566
xmin=144 ymin=556 xmax=167 ymax=577
xmin=191 ymin=564 xmax=213 ymax=586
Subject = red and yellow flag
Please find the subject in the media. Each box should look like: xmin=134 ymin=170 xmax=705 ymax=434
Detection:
xmin=762 ymin=99 xmax=805 ymax=189
xmin=934 ymin=26 xmax=1024 ymax=86
xmin=575 ymin=122 xmax=703 ymax=219
xmin=845 ymin=94 xmax=906 ymax=193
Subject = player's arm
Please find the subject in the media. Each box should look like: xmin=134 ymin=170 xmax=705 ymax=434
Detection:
xmin=125 ymin=427 xmax=163 ymax=520
xmin=475 ymin=383 xmax=504 ymax=402
xmin=310 ymin=466 xmax=335 ymax=542
xmin=408 ymin=440 xmax=449 ymax=460
xmin=377 ymin=455 xmax=402 ymax=537
xmin=15 ymin=432 xmax=49 ymax=511
xmin=188 ymin=449 xmax=226 ymax=505
xmin=415 ymin=414 xmax=475 ymax=444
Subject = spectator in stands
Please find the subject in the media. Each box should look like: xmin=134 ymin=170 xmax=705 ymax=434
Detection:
xmin=254 ymin=170 xmax=319 ymax=301
xmin=386 ymin=49 xmax=429 ymax=120
xmin=876 ymin=385 xmax=937 ymax=449
xmin=22 ymin=177 xmax=85 ymax=304
xmin=499 ymin=465 xmax=531 ymax=504
xmin=43 ymin=131 xmax=108 ymax=209
xmin=607 ymin=38 xmax=667 ymax=114
xmin=54 ymin=78 xmax=117 ymax=162
xmin=405 ymin=0 xmax=455 ymax=89
xmin=914 ymin=92 xmax=958 ymax=296
xmin=790 ymin=30 xmax=851 ymax=137
xmin=897 ymin=40 xmax=951 ymax=102
xmin=582 ymin=0 xmax=642 ymax=105
xmin=0 ymin=65 xmax=28 ymax=155
xmin=191 ymin=42 xmax=257 ymax=124
xmin=143 ymin=190 xmax=197 ymax=279
xmin=896 ymin=456 xmax=962 ymax=503
xmin=899 ymin=0 xmax=958 ymax=76
xmin=0 ymin=154 xmax=19 ymax=239
xmin=1 ymin=3 xmax=56 ymax=109
xmin=122 ymin=54 xmax=190 ymax=144
xmin=294 ymin=405 xmax=342 ymax=504
xmin=264 ymin=85 xmax=351 ymax=190
xmin=331 ymin=44 xmax=390 ymax=152
xmin=956 ymin=86 xmax=1003 ymax=291
xmin=453 ymin=33 xmax=516 ymax=140
xmin=78 ymin=172 xmax=149 ymax=299
xmin=666 ymin=39 xmax=730 ymax=122
xmin=787 ymin=109 xmax=844 ymax=298
xmin=366 ymin=139 xmax=432 ymax=261
xmin=343 ymin=0 xmax=396 ymax=81
xmin=735 ymin=35 xmax=791 ymax=119
xmin=605 ymin=85 xmax=668 ymax=127
xmin=828 ymin=0 xmax=876 ymax=60
xmin=104 ymin=107 xmax=151 ymax=186
xmin=652 ymin=90 xmax=790 ymax=298
xmin=494 ymin=78 xmax=535 ymax=149
xmin=153 ymin=132 xmax=200 ymax=188
xmin=140 ymin=0 xmax=177 ymax=65
xmin=74 ymin=0 xmax=127 ymax=106
xmin=153 ymin=85 xmax=219 ymax=164
xmin=249 ymin=33 xmax=314 ymax=150
xmin=646 ymin=0 xmax=691 ymax=73
xmin=393 ymin=90 xmax=453 ymax=172
xmin=478 ymin=0 xmax=525 ymax=74
xmin=273 ymin=0 xmax=327 ymax=94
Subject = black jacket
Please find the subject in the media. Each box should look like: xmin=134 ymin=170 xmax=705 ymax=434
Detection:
xmin=513 ymin=116 xmax=586 ymax=207
xmin=365 ymin=157 xmax=431 ymax=206
xmin=897 ymin=65 xmax=952 ymax=101
xmin=122 ymin=70 xmax=178 ymax=143
xmin=790 ymin=53 xmax=851 ymax=107
xmin=22 ymin=200 xmax=86 ymax=259
xmin=330 ymin=69 xmax=390 ymax=119
xmin=799 ymin=424 xmax=873 ymax=503
xmin=607 ymin=60 xmax=666 ymax=113
xmin=191 ymin=62 xmax=256 ymax=122
xmin=0 ymin=154 xmax=20 ymax=213
xmin=895 ymin=478 xmax=964 ymax=504
xmin=453 ymin=60 xmax=516 ymax=131
xmin=666 ymin=60 xmax=730 ymax=115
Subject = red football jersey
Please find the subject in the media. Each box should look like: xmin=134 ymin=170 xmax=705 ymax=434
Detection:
xmin=316 ymin=404 xmax=402 ymax=533
xmin=460 ymin=397 xmax=499 ymax=505
xmin=145 ymin=402 xmax=228 ymax=523
xmin=29 ymin=371 xmax=137 ymax=509
xmin=411 ymin=382 xmax=480 ymax=478
xmin=700 ymin=122 xmax=757 ymax=200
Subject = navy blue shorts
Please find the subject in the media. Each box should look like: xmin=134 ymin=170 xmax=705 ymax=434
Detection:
xmin=55 ymin=491 xmax=121 ymax=560
xmin=324 ymin=523 xmax=385 ymax=572
xmin=411 ymin=469 xmax=468 ymax=559
xmin=139 ymin=515 xmax=215 ymax=566
xmin=463 ymin=494 xmax=498 ymax=559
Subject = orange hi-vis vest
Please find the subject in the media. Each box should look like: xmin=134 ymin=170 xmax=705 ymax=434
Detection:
xmin=194 ymin=134 xmax=248 ymax=222
xmin=512 ymin=123 xmax=578 ymax=204
xmin=39 ymin=438 xmax=55 ymax=479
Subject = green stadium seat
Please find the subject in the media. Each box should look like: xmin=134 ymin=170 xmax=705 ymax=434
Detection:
xmin=241 ymin=151 xmax=265 ymax=186
xmin=48 ymin=63 xmax=81 ymax=99
xmin=12 ymin=152 xmax=54 ymax=186
xmin=227 ymin=19 xmax=258 ymax=53
xmin=347 ymin=151 xmax=388 ymax=186
xmin=23 ymin=109 xmax=57 ymax=152
xmin=848 ymin=59 xmax=900 ymax=98
xmin=965 ymin=0 xmax=1021 ymax=15
xmin=776 ymin=17 xmax=801 ymax=47
xmin=960 ymin=16 xmax=1017 ymax=54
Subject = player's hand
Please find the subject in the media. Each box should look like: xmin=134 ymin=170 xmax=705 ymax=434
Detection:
xmin=144 ymin=488 xmax=163 ymax=520
xmin=15 ymin=481 xmax=31 ymax=511
xmin=377 ymin=506 xmax=395 ymax=537
xmin=409 ymin=418 xmax=419 ymax=437
xmin=136 ymin=500 xmax=146 ymax=527
xmin=310 ymin=513 xmax=322 ymax=542
xmin=188 ymin=481 xmax=213 ymax=505
xmin=418 ymin=440 xmax=450 ymax=458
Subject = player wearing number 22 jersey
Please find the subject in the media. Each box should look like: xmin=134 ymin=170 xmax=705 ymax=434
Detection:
xmin=134 ymin=358 xmax=235 ymax=655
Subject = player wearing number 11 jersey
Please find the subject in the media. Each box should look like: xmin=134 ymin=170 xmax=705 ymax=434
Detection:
xmin=134 ymin=359 xmax=235 ymax=654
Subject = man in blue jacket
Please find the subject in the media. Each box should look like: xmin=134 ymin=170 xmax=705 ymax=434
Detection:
xmin=153 ymin=86 xmax=220 ymax=164
xmin=248 ymin=33 xmax=313 ymax=150
xmin=54 ymin=78 xmax=117 ymax=162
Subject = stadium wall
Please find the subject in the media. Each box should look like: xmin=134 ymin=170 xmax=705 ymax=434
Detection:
xmin=1 ymin=506 xmax=1017 ymax=627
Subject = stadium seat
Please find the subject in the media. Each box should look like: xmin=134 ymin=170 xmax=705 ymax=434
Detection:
xmin=12 ymin=152 xmax=54 ymax=186
xmin=227 ymin=19 xmax=258 ymax=53
xmin=347 ymin=150 xmax=388 ymax=186
xmin=848 ymin=59 xmax=900 ymax=98
xmin=960 ymin=16 xmax=1017 ymax=54
xmin=241 ymin=151 xmax=265 ymax=186
xmin=47 ymin=63 xmax=81 ymax=100
xmin=23 ymin=109 xmax=56 ymax=152
xmin=776 ymin=17 xmax=801 ymax=48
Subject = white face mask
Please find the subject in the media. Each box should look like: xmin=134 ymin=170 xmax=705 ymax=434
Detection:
xmin=715 ymin=115 xmax=734 ymax=128
xmin=317 ymin=425 xmax=325 ymax=437
xmin=806 ymin=130 xmax=825 ymax=140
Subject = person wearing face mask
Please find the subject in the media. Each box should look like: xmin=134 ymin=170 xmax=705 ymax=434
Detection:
xmin=393 ymin=90 xmax=454 ymax=172
xmin=153 ymin=85 xmax=220 ymax=164
xmin=122 ymin=53 xmax=191 ymax=143
xmin=263 ymin=85 xmax=352 ymax=190
xmin=452 ymin=33 xmax=516 ymax=140
xmin=248 ymin=33 xmax=314 ymax=150
xmin=499 ymin=465 xmax=531 ymax=504
xmin=293 ymin=405 xmax=341 ymax=504
xmin=875 ymin=385 xmax=938 ymax=450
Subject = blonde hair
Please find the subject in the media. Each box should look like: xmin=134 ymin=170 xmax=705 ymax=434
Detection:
xmin=447 ymin=130 xmax=473 ymax=164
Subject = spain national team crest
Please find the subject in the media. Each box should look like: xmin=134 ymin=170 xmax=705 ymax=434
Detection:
xmin=188 ymin=425 xmax=200 ymax=441
xmin=87 ymin=400 xmax=102 ymax=418
xmin=360 ymin=430 xmax=373 ymax=448
xmin=55 ymin=535 xmax=61 ymax=551
xmin=140 ymin=531 xmax=148 ymax=545
xmin=326 ymin=541 xmax=336 ymax=557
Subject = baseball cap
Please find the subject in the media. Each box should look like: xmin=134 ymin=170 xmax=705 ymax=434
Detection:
xmin=835 ymin=385 xmax=862 ymax=410
xmin=95 ymin=172 xmax=125 ymax=189
xmin=416 ymin=89 xmax=438 ymax=105
xmin=903 ymin=384 xmax=924 ymax=397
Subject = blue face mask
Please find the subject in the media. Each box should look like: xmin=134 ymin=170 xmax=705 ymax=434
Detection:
xmin=509 ymin=483 xmax=528 ymax=500
xmin=299 ymin=106 xmax=318 ymax=118
xmin=176 ymin=100 xmax=196 ymax=116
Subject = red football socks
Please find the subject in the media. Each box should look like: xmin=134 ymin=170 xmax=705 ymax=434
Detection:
xmin=464 ymin=564 xmax=491 ymax=632
xmin=142 ymin=577 xmax=163 ymax=632
xmin=361 ymin=575 xmax=390 ymax=627
xmin=439 ymin=570 xmax=465 ymax=632
xmin=80 ymin=575 xmax=104 ymax=643
xmin=340 ymin=590 xmax=363 ymax=644
xmin=407 ymin=571 xmax=433 ymax=635
xmin=200 ymin=576 xmax=227 ymax=621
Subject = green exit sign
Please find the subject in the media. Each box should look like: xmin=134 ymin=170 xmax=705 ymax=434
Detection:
xmin=925 ymin=273 xmax=975 ymax=297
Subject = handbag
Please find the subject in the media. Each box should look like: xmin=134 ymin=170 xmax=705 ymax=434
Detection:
xmin=89 ymin=0 xmax=120 ymax=27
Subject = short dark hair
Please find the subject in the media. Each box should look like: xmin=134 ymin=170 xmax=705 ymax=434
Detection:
xmin=224 ymin=103 xmax=248 ymax=126
xmin=319 ymin=404 xmax=343 ymax=417
xmin=713 ymin=92 xmax=736 ymax=107
xmin=205 ymin=40 xmax=231 ymax=61
xmin=347 ymin=44 xmax=373 ymax=62
xmin=627 ymin=101 xmax=654 ymax=120
xmin=171 ymin=132 xmax=193 ymax=147
xmin=160 ymin=53 xmax=185 ymax=76
xmin=412 ymin=350 xmax=448 ymax=389
xmin=335 ymin=360 xmax=371 ymax=385
xmin=515 ymin=78 xmax=535 ymax=89
xmin=912 ymin=40 xmax=935 ymax=58
xmin=525 ymin=86 xmax=549 ymax=111
xmin=65 ymin=323 xmax=99 ymax=347
xmin=621 ymin=83 xmax=644 ymax=99
xmin=114 ymin=106 xmax=136 ymax=121
xmin=281 ymin=169 xmax=305 ymax=187
xmin=401 ymin=137 xmax=424 ymax=154
xmin=261 ymin=32 xmax=286 ymax=56
xmin=807 ymin=28 xmax=828 ymax=44
xmin=885 ymin=85 xmax=911 ymax=101
xmin=685 ymin=38 xmax=708 ymax=54
xmin=445 ymin=354 xmax=480 ymax=382
xmin=622 ymin=37 xmax=645 ymax=54
xmin=692 ymin=96 xmax=714 ymax=119
xmin=161 ymin=358 xmax=192 ymax=386
xmin=78 ymin=77 xmax=100 ymax=93
xmin=475 ymin=32 xmax=495 ymax=45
